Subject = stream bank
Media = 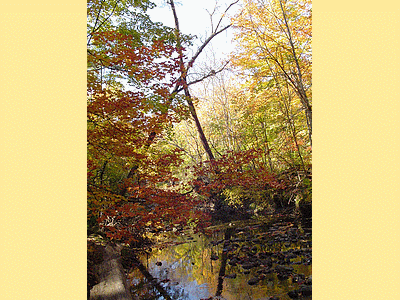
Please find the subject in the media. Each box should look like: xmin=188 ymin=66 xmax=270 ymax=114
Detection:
xmin=89 ymin=208 xmax=311 ymax=300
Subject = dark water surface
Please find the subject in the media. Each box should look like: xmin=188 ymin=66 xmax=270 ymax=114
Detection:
xmin=128 ymin=220 xmax=312 ymax=300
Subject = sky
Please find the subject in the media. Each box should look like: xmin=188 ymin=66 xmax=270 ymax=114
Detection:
xmin=148 ymin=0 xmax=240 ymax=63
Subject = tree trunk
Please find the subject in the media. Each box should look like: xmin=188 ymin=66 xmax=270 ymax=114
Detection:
xmin=278 ymin=0 xmax=312 ymax=146
xmin=215 ymin=227 xmax=234 ymax=296
xmin=169 ymin=0 xmax=215 ymax=161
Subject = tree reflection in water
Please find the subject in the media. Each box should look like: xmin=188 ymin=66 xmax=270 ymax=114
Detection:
xmin=128 ymin=221 xmax=312 ymax=300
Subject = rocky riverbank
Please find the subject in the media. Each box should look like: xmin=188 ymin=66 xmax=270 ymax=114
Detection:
xmin=88 ymin=207 xmax=312 ymax=300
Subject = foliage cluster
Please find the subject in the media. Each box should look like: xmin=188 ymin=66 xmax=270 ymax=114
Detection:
xmin=87 ymin=0 xmax=206 ymax=245
xmin=87 ymin=0 xmax=312 ymax=245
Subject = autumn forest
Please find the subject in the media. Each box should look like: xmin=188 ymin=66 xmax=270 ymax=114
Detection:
xmin=87 ymin=0 xmax=312 ymax=299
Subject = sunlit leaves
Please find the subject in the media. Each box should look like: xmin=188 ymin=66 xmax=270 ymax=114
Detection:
xmin=191 ymin=149 xmax=285 ymax=198
xmin=87 ymin=3 xmax=201 ymax=245
xmin=230 ymin=0 xmax=312 ymax=103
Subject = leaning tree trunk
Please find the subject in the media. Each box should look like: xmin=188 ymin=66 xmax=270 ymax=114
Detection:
xmin=169 ymin=0 xmax=215 ymax=161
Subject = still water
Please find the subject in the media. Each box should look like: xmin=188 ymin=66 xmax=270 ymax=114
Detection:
xmin=128 ymin=220 xmax=312 ymax=300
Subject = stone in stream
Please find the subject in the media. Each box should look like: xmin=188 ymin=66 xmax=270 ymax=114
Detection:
xmin=276 ymin=272 xmax=289 ymax=281
xmin=260 ymin=258 xmax=273 ymax=267
xmin=287 ymin=285 xmax=312 ymax=299
xmin=299 ymin=285 xmax=312 ymax=296
xmin=275 ymin=265 xmax=294 ymax=273
xmin=286 ymin=253 xmax=298 ymax=259
xmin=247 ymin=277 xmax=259 ymax=285
xmin=257 ymin=266 xmax=272 ymax=275
xmin=287 ymin=290 xmax=299 ymax=299
xmin=241 ymin=262 xmax=255 ymax=270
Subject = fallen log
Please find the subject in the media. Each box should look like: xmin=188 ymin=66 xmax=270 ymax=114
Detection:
xmin=90 ymin=244 xmax=133 ymax=300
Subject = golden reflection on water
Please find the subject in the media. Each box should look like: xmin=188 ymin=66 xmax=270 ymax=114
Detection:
xmin=129 ymin=223 xmax=311 ymax=300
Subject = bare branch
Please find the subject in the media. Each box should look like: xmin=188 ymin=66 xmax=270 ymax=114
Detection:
xmin=205 ymin=2 xmax=218 ymax=33
xmin=89 ymin=0 xmax=105 ymax=37
xmin=187 ymin=0 xmax=238 ymax=70
xmin=215 ymin=0 xmax=239 ymax=32
xmin=183 ymin=60 xmax=230 ymax=90
xmin=187 ymin=24 xmax=231 ymax=69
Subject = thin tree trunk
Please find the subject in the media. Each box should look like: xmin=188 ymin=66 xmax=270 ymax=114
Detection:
xmin=278 ymin=0 xmax=312 ymax=145
xmin=99 ymin=160 xmax=108 ymax=185
xmin=260 ymin=121 xmax=274 ymax=172
xmin=280 ymin=85 xmax=306 ymax=172
xmin=215 ymin=227 xmax=233 ymax=296
xmin=168 ymin=0 xmax=215 ymax=161
xmin=132 ymin=255 xmax=172 ymax=300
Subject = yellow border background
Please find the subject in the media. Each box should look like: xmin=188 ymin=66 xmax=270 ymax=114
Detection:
xmin=1 ymin=2 xmax=86 ymax=299
xmin=1 ymin=1 xmax=399 ymax=299
xmin=313 ymin=0 xmax=400 ymax=299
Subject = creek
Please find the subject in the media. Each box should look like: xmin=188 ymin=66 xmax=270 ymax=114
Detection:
xmin=126 ymin=218 xmax=312 ymax=300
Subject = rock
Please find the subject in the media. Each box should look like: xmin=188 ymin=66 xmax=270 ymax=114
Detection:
xmin=287 ymin=290 xmax=299 ymax=299
xmin=277 ymin=273 xmax=289 ymax=281
xmin=291 ymin=274 xmax=304 ymax=283
xmin=286 ymin=253 xmax=297 ymax=259
xmin=155 ymin=261 xmax=162 ymax=266
xmin=242 ymin=262 xmax=255 ymax=270
xmin=247 ymin=277 xmax=259 ymax=285
xmin=299 ymin=285 xmax=312 ymax=296
xmin=275 ymin=265 xmax=294 ymax=273
xmin=263 ymin=267 xmax=273 ymax=274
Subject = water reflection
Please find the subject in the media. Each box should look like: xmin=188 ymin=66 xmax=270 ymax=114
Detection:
xmin=128 ymin=221 xmax=311 ymax=300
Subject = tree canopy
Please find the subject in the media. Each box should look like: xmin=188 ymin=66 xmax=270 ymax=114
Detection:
xmin=87 ymin=0 xmax=312 ymax=245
